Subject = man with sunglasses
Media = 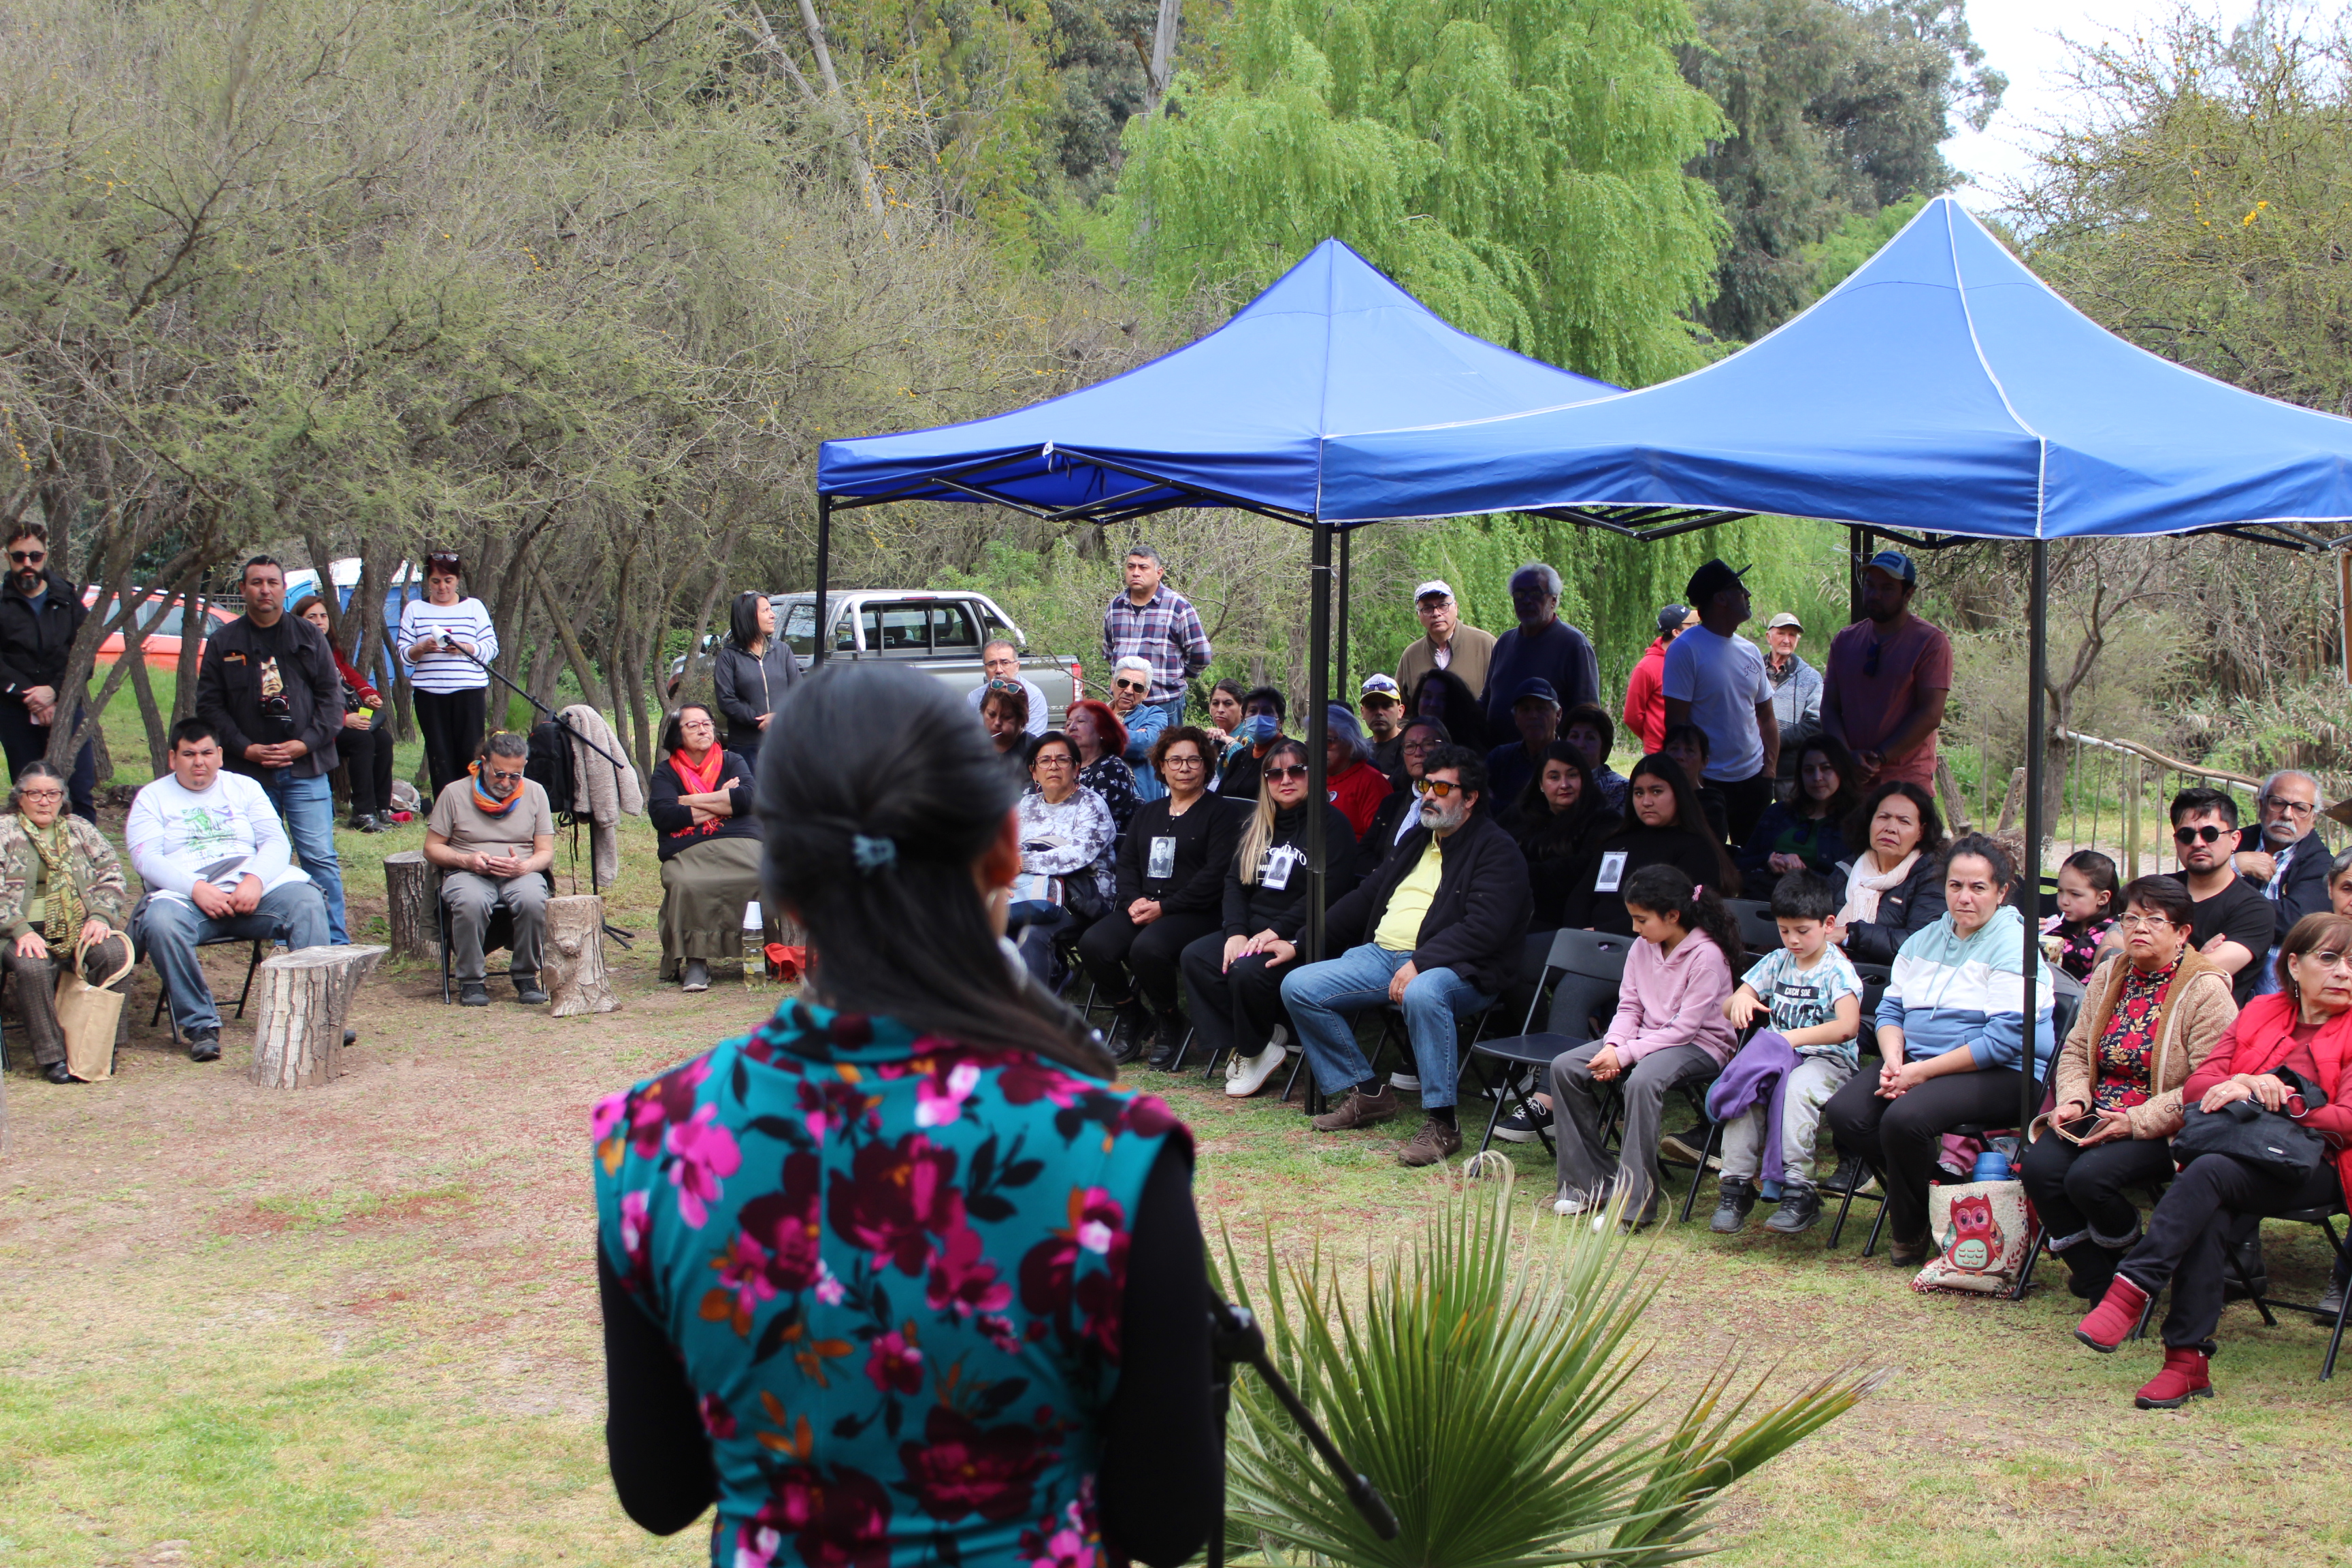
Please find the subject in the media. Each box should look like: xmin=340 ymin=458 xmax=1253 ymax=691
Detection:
xmin=2167 ymin=787 xmax=2278 ymax=1006
xmin=1107 ymin=655 xmax=1169 ymax=803
xmin=425 ymin=730 xmax=556 ymax=1006
xmin=965 ymin=640 xmax=1047 ymax=736
xmin=1820 ymin=549 xmax=1951 ymax=790
xmin=1281 ymin=747 xmax=1532 ymax=1169
xmin=0 ymin=523 xmax=96 ymax=822
xmin=2231 ymin=770 xmax=2332 ymax=996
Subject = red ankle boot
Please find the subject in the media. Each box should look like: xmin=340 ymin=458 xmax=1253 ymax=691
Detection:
xmin=2074 ymin=1273 xmax=2151 ymax=1352
xmin=2136 ymin=1346 xmax=2212 ymax=1409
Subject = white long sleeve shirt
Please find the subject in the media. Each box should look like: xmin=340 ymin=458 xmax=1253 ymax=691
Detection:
xmin=127 ymin=771 xmax=310 ymax=905
xmin=397 ymin=595 xmax=498 ymax=693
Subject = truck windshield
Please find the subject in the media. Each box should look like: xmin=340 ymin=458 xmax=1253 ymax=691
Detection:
xmin=783 ymin=600 xmax=852 ymax=657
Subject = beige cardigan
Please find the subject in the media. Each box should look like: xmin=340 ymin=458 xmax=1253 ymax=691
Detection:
xmin=2041 ymin=947 xmax=2237 ymax=1141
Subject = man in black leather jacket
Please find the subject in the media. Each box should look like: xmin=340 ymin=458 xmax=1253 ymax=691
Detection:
xmin=1281 ymin=746 xmax=1532 ymax=1168
xmin=0 ymin=523 xmax=95 ymax=821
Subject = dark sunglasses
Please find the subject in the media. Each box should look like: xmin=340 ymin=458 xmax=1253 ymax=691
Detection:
xmin=486 ymin=766 xmax=527 ymax=781
xmin=8 ymin=550 xmax=43 ymax=565
xmin=1112 ymin=678 xmax=1148 ymax=692
xmin=2174 ymin=823 xmax=2227 ymax=845
xmin=1264 ymin=764 xmax=1310 ymax=783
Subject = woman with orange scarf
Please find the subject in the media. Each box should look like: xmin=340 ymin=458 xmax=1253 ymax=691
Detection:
xmin=647 ymin=703 xmax=768 ymax=993
xmin=2074 ymin=910 xmax=2352 ymax=1407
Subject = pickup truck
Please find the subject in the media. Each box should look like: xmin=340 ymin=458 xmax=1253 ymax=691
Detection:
xmin=778 ymin=590 xmax=1078 ymax=726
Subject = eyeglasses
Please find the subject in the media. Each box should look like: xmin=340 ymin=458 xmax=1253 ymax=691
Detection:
xmin=8 ymin=550 xmax=44 ymax=566
xmin=986 ymin=679 xmax=1022 ymax=692
xmin=1112 ymin=679 xmax=1147 ymax=692
xmin=2302 ymin=949 xmax=2352 ymax=971
xmin=1414 ymin=778 xmax=1465 ymax=799
xmin=1264 ymin=764 xmax=1309 ymax=783
xmin=486 ymin=766 xmax=526 ymax=783
xmin=679 ymin=718 xmax=715 ymax=732
xmin=1033 ymin=753 xmax=1074 ymax=768
xmin=1401 ymin=737 xmax=1440 ymax=753
xmin=2174 ymin=824 xmax=2227 ymax=845
xmin=2117 ymin=913 xmax=2172 ymax=931
xmin=16 ymin=787 xmax=63 ymax=802
xmin=2260 ymin=794 xmax=2316 ymax=815
xmin=1162 ymin=753 xmax=1204 ymax=768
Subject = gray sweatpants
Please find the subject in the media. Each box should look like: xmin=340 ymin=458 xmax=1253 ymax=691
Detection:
xmin=1550 ymin=1039 xmax=1720 ymax=1225
xmin=442 ymin=870 xmax=547 ymax=985
xmin=1718 ymin=1054 xmax=1855 ymax=1187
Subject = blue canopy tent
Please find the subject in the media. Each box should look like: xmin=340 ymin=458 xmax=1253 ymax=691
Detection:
xmin=817 ymin=238 xmax=1626 ymax=964
xmin=1318 ymin=194 xmax=2352 ymax=1137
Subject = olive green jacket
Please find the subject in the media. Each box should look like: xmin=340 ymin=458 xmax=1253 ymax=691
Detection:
xmin=0 ymin=813 xmax=130 ymax=937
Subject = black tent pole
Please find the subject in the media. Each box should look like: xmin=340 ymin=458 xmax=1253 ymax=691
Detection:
xmin=2021 ymin=538 xmax=2048 ymax=1137
xmin=1307 ymin=521 xmax=1333 ymax=970
xmin=1335 ymin=526 xmax=1352 ymax=701
xmin=1849 ymin=526 xmax=1873 ymax=625
xmin=813 ymin=492 xmax=834 ymax=670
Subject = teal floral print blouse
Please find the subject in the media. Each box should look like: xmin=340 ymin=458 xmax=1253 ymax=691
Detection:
xmin=593 ymin=997 xmax=1189 ymax=1568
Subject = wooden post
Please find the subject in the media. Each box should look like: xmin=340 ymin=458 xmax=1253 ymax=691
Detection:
xmin=1934 ymin=754 xmax=1973 ymax=833
xmin=545 ymin=894 xmax=618 ymax=1017
xmin=2123 ymin=753 xmax=2143 ymax=879
xmin=383 ymin=851 xmax=439 ymax=962
xmin=250 ymin=945 xmax=387 ymax=1089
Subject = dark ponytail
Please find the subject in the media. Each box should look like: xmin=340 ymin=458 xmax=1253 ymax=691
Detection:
xmin=757 ymin=664 xmax=1110 ymax=1076
xmin=1621 ymin=862 xmax=1744 ymax=967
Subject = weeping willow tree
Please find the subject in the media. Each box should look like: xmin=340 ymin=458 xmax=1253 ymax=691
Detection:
xmin=1107 ymin=0 xmax=1763 ymax=675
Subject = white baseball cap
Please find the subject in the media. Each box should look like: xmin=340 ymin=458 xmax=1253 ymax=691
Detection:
xmin=1414 ymin=580 xmax=1455 ymax=602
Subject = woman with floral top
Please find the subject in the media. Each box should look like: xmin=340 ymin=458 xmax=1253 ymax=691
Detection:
xmin=593 ymin=665 xmax=1216 ymax=1568
xmin=1008 ymin=732 xmax=1116 ymax=989
xmin=1062 ymin=699 xmax=1139 ymax=840
xmin=0 ymin=760 xmax=132 ymax=1082
xmin=2023 ymin=875 xmax=2236 ymax=1301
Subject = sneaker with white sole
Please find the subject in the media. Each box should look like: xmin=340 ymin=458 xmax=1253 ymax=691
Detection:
xmin=1389 ymin=1071 xmax=1421 ymax=1092
xmin=1552 ymin=1180 xmax=1614 ymax=1217
xmin=1224 ymin=1043 xmax=1288 ymax=1098
xmin=1492 ymin=1102 xmax=1551 ymax=1143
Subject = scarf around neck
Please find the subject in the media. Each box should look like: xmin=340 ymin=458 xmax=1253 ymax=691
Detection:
xmin=26 ymin=817 xmax=85 ymax=945
xmin=1840 ymin=847 xmax=1919 ymax=929
xmin=670 ymin=747 xmax=726 ymax=835
xmin=469 ymin=761 xmax=525 ymax=817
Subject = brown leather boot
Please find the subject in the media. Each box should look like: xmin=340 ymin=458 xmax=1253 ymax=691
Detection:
xmin=1311 ymin=1085 xmax=1399 ymax=1131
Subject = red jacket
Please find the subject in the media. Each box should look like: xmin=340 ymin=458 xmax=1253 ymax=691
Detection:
xmin=2183 ymin=992 xmax=2352 ymax=1195
xmin=1327 ymin=760 xmax=1390 ymax=842
xmin=331 ymin=647 xmax=383 ymax=711
xmin=1622 ymin=637 xmax=1669 ymax=755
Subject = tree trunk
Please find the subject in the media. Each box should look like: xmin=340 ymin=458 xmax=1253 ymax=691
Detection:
xmin=1143 ymin=0 xmax=1181 ymax=114
xmin=544 ymin=894 xmax=618 ymax=1016
xmin=383 ymin=850 xmax=440 ymax=962
xmin=249 ymin=944 xmax=387 ymax=1088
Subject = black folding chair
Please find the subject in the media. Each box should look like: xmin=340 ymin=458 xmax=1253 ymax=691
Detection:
xmin=1725 ymin=898 xmax=1782 ymax=956
xmin=148 ymin=937 xmax=271 ymax=1047
xmin=1463 ymin=930 xmax=1633 ymax=1157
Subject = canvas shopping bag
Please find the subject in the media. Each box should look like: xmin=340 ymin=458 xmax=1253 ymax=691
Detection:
xmin=1910 ymin=1179 xmax=2031 ymax=1295
xmin=58 ymin=927 xmax=136 ymax=1083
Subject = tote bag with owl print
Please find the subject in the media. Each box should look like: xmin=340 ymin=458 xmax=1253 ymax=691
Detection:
xmin=1910 ymin=1179 xmax=2031 ymax=1295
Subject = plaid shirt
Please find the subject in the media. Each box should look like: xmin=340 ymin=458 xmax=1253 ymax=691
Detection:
xmin=1101 ymin=584 xmax=1211 ymax=703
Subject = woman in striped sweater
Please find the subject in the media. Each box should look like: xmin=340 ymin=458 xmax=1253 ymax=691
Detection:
xmin=399 ymin=551 xmax=500 ymax=796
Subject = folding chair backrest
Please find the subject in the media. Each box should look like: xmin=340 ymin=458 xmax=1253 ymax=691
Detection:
xmin=1542 ymin=929 xmax=1633 ymax=1043
xmin=1726 ymin=898 xmax=1780 ymax=956
xmin=2050 ymin=969 xmax=2086 ymax=1045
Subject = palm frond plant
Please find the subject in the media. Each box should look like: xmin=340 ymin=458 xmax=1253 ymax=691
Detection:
xmin=1215 ymin=1173 xmax=1880 ymax=1567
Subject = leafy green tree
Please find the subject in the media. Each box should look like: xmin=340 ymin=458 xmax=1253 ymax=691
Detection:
xmin=1113 ymin=0 xmax=1731 ymax=389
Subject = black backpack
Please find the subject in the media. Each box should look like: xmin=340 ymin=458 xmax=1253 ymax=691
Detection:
xmin=527 ymin=719 xmax=578 ymax=823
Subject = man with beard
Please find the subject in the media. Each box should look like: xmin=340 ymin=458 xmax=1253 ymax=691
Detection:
xmin=1820 ymin=550 xmax=1952 ymax=789
xmin=426 ymin=730 xmax=556 ymax=1006
xmin=0 ymin=523 xmax=95 ymax=821
xmin=2232 ymin=769 xmax=2333 ymax=994
xmin=1282 ymin=747 xmax=1532 ymax=1169
xmin=2167 ymin=786 xmax=2278 ymax=1007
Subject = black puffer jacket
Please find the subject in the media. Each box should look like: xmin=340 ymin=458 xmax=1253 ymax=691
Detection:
xmin=0 ymin=568 xmax=87 ymax=705
xmin=1324 ymin=808 xmax=1532 ymax=997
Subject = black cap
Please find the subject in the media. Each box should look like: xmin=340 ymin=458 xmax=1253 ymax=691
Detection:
xmin=1511 ymin=677 xmax=1561 ymax=706
xmin=1656 ymin=604 xmax=1688 ymax=636
xmin=1684 ymin=558 xmax=1749 ymax=606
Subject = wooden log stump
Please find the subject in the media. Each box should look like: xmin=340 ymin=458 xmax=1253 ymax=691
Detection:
xmin=250 ymin=945 xmax=388 ymax=1089
xmin=545 ymin=894 xmax=618 ymax=1017
xmin=384 ymin=851 xmax=440 ymax=962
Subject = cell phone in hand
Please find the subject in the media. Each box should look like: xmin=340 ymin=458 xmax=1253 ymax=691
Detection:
xmin=2053 ymin=1113 xmax=2102 ymax=1145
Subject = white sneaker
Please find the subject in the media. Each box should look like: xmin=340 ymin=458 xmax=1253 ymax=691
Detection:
xmin=1390 ymin=1071 xmax=1421 ymax=1092
xmin=1552 ymin=1181 xmax=1613 ymax=1217
xmin=1226 ymin=1043 xmax=1288 ymax=1098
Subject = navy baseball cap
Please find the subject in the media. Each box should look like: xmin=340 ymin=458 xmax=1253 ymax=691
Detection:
xmin=1512 ymin=677 xmax=1561 ymax=706
xmin=1684 ymin=558 xmax=1750 ymax=606
xmin=1865 ymin=549 xmax=1918 ymax=584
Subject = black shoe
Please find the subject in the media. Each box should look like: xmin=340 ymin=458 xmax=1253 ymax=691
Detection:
xmin=350 ymin=813 xmax=382 ymax=834
xmin=187 ymin=1031 xmax=220 ymax=1062
xmin=1105 ymin=1002 xmax=1150 ymax=1065
xmin=1820 ymin=1156 xmax=1876 ymax=1196
xmin=680 ymin=959 xmax=710 ymax=993
xmin=1710 ymin=1177 xmax=1758 ymax=1234
xmin=1661 ymin=1124 xmax=1720 ymax=1169
xmin=514 ymin=974 xmax=550 ymax=1005
xmin=459 ymin=982 xmax=491 ymax=1007
xmin=2061 ymin=1246 xmax=2122 ymax=1302
xmin=1492 ymin=1102 xmax=1552 ymax=1143
xmin=1763 ymin=1185 xmax=1823 ymax=1234
xmin=43 ymin=1060 xmax=74 ymax=1084
xmin=342 ymin=1029 xmax=358 ymax=1047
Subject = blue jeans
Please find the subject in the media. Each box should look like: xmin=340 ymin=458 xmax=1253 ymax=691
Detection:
xmin=1280 ymin=943 xmax=1496 ymax=1111
xmin=134 ymin=883 xmax=331 ymax=1036
xmin=255 ymin=768 xmax=346 ymax=944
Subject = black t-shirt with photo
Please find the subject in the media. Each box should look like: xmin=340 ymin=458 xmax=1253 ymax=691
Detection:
xmin=2168 ymin=870 xmax=2281 ymax=1004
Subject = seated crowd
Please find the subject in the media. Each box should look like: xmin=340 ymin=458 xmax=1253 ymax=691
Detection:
xmin=1009 ymin=542 xmax=2352 ymax=1414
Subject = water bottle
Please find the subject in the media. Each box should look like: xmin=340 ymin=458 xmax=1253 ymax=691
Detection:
xmin=742 ymin=902 xmax=766 ymax=991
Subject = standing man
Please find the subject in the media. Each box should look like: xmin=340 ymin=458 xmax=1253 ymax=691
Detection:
xmin=1102 ymin=545 xmax=1210 ymax=732
xmin=1396 ymin=581 xmax=1495 ymax=701
xmin=1620 ymin=603 xmax=1692 ymax=757
xmin=1763 ymin=611 xmax=1823 ymax=790
xmin=2232 ymin=769 xmax=2333 ymax=994
xmin=1662 ymin=559 xmax=1779 ymax=844
xmin=1481 ymin=564 xmax=1599 ymax=738
xmin=0 ymin=522 xmax=96 ymax=822
xmin=966 ymin=639 xmax=1048 ymax=736
xmin=195 ymin=555 xmax=349 ymax=945
xmin=426 ymin=730 xmax=556 ymax=1007
xmin=2167 ymin=787 xmax=2278 ymax=1007
xmin=1359 ymin=674 xmax=1406 ymax=773
xmin=1820 ymin=550 xmax=1952 ymax=789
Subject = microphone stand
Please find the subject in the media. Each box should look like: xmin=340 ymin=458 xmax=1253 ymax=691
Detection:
xmin=1206 ymin=1293 xmax=1397 ymax=1567
xmin=425 ymin=636 xmax=634 ymax=946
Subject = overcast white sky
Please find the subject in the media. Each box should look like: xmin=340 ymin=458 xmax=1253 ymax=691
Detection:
xmin=1940 ymin=0 xmax=2262 ymax=210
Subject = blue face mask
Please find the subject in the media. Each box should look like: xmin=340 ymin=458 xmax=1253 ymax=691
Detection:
xmin=1241 ymin=715 xmax=1279 ymax=743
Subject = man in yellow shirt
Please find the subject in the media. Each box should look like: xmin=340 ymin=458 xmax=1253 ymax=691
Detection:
xmin=1279 ymin=749 xmax=1534 ymax=1168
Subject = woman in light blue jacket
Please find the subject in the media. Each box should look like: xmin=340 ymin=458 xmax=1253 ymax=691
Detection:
xmin=1820 ymin=833 xmax=2057 ymax=1265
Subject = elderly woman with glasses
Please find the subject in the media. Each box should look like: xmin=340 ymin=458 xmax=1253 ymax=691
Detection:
xmin=647 ymin=703 xmax=768 ymax=993
xmin=0 ymin=760 xmax=132 ymax=1082
xmin=2022 ymin=875 xmax=2238 ymax=1301
xmin=1106 ymin=655 xmax=1171 ymax=803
